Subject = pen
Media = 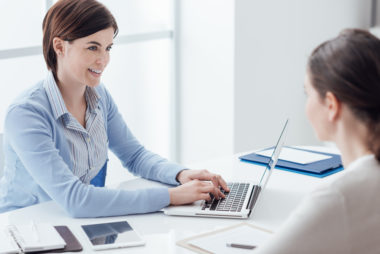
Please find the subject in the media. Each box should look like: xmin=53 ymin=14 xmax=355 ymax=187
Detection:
xmin=226 ymin=243 xmax=256 ymax=250
xmin=31 ymin=220 xmax=40 ymax=243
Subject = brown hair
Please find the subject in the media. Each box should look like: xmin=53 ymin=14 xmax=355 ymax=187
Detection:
xmin=308 ymin=28 xmax=380 ymax=161
xmin=42 ymin=0 xmax=118 ymax=81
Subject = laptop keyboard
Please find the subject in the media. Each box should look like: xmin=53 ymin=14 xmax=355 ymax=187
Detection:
xmin=202 ymin=182 xmax=250 ymax=212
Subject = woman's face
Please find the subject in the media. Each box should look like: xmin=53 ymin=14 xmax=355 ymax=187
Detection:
xmin=304 ymin=72 xmax=331 ymax=141
xmin=58 ymin=27 xmax=114 ymax=88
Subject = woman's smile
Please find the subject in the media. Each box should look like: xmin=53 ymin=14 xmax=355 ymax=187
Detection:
xmin=88 ymin=68 xmax=102 ymax=78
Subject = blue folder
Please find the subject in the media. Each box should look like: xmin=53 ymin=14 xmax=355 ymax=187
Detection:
xmin=239 ymin=146 xmax=344 ymax=178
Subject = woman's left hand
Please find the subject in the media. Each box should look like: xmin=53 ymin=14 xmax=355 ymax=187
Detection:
xmin=176 ymin=169 xmax=230 ymax=195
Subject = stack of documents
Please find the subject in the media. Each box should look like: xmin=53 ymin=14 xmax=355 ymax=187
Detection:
xmin=240 ymin=146 xmax=343 ymax=177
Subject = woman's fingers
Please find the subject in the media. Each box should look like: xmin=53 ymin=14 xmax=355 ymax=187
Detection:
xmin=217 ymin=175 xmax=229 ymax=192
xmin=199 ymin=181 xmax=224 ymax=199
xmin=169 ymin=179 xmax=228 ymax=206
xmin=210 ymin=174 xmax=229 ymax=193
xmin=178 ymin=169 xmax=230 ymax=194
xmin=194 ymin=170 xmax=230 ymax=193
xmin=200 ymin=193 xmax=211 ymax=201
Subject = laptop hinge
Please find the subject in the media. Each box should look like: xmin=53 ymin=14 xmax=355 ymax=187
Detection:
xmin=246 ymin=186 xmax=262 ymax=211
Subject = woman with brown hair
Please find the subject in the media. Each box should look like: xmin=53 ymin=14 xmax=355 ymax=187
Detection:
xmin=0 ymin=0 xmax=229 ymax=217
xmin=255 ymin=29 xmax=380 ymax=253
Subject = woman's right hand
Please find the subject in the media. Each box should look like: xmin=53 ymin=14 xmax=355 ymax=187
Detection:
xmin=168 ymin=180 xmax=224 ymax=205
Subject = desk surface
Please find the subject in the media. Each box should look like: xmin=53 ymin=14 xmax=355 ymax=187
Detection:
xmin=0 ymin=146 xmax=340 ymax=253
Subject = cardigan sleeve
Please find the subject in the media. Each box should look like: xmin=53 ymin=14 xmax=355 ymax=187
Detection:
xmin=102 ymin=86 xmax=186 ymax=186
xmin=4 ymin=104 xmax=173 ymax=218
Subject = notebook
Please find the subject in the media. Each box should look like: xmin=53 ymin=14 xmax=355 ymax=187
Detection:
xmin=0 ymin=223 xmax=66 ymax=254
xmin=45 ymin=226 xmax=83 ymax=253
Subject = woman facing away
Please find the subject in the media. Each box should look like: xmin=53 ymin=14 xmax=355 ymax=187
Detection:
xmin=0 ymin=0 xmax=229 ymax=217
xmin=255 ymin=29 xmax=380 ymax=253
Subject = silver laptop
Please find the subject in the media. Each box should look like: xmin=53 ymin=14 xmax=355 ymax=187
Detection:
xmin=163 ymin=120 xmax=289 ymax=219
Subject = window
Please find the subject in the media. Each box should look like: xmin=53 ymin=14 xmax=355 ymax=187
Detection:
xmin=0 ymin=0 xmax=177 ymax=185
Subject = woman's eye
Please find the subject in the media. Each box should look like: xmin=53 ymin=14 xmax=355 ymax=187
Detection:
xmin=88 ymin=46 xmax=97 ymax=51
xmin=106 ymin=46 xmax=112 ymax=51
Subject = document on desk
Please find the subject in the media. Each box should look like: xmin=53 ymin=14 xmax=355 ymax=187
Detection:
xmin=0 ymin=228 xmax=19 ymax=254
xmin=257 ymin=147 xmax=332 ymax=164
xmin=0 ymin=223 xmax=66 ymax=254
xmin=177 ymin=223 xmax=272 ymax=254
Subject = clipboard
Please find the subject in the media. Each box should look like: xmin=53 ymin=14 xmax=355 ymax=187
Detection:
xmin=240 ymin=146 xmax=343 ymax=178
xmin=177 ymin=223 xmax=273 ymax=254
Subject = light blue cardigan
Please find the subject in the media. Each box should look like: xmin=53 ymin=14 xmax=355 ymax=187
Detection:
xmin=0 ymin=72 xmax=185 ymax=217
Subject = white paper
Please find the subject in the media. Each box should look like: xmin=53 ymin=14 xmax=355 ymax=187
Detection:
xmin=257 ymin=147 xmax=331 ymax=165
xmin=6 ymin=223 xmax=66 ymax=252
xmin=0 ymin=229 xmax=19 ymax=254
xmin=188 ymin=224 xmax=271 ymax=254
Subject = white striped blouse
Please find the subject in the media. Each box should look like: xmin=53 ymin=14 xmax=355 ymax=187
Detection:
xmin=44 ymin=73 xmax=108 ymax=184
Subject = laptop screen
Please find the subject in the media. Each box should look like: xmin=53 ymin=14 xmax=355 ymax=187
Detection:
xmin=258 ymin=119 xmax=289 ymax=189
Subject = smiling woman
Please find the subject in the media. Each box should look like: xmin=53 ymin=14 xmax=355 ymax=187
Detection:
xmin=0 ymin=0 xmax=229 ymax=217
xmin=42 ymin=0 xmax=118 ymax=83
xmin=53 ymin=28 xmax=115 ymax=127
xmin=54 ymin=28 xmax=114 ymax=88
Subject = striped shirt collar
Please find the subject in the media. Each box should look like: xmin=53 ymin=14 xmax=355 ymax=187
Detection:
xmin=43 ymin=71 xmax=101 ymax=120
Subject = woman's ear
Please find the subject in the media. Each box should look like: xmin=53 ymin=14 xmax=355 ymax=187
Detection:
xmin=52 ymin=37 xmax=65 ymax=57
xmin=325 ymin=91 xmax=341 ymax=122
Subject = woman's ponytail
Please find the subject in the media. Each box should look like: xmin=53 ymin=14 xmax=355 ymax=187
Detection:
xmin=308 ymin=28 xmax=380 ymax=163
xmin=368 ymin=121 xmax=380 ymax=162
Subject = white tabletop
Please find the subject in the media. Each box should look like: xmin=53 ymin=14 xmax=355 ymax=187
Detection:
xmin=0 ymin=146 xmax=341 ymax=253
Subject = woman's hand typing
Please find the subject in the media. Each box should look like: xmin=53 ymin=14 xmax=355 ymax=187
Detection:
xmin=169 ymin=169 xmax=229 ymax=205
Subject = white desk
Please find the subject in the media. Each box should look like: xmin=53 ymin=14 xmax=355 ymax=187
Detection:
xmin=0 ymin=147 xmax=340 ymax=253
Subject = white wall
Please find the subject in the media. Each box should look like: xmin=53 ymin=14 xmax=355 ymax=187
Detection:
xmin=234 ymin=0 xmax=372 ymax=152
xmin=376 ymin=0 xmax=380 ymax=26
xmin=179 ymin=0 xmax=372 ymax=164
xmin=179 ymin=0 xmax=235 ymax=164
